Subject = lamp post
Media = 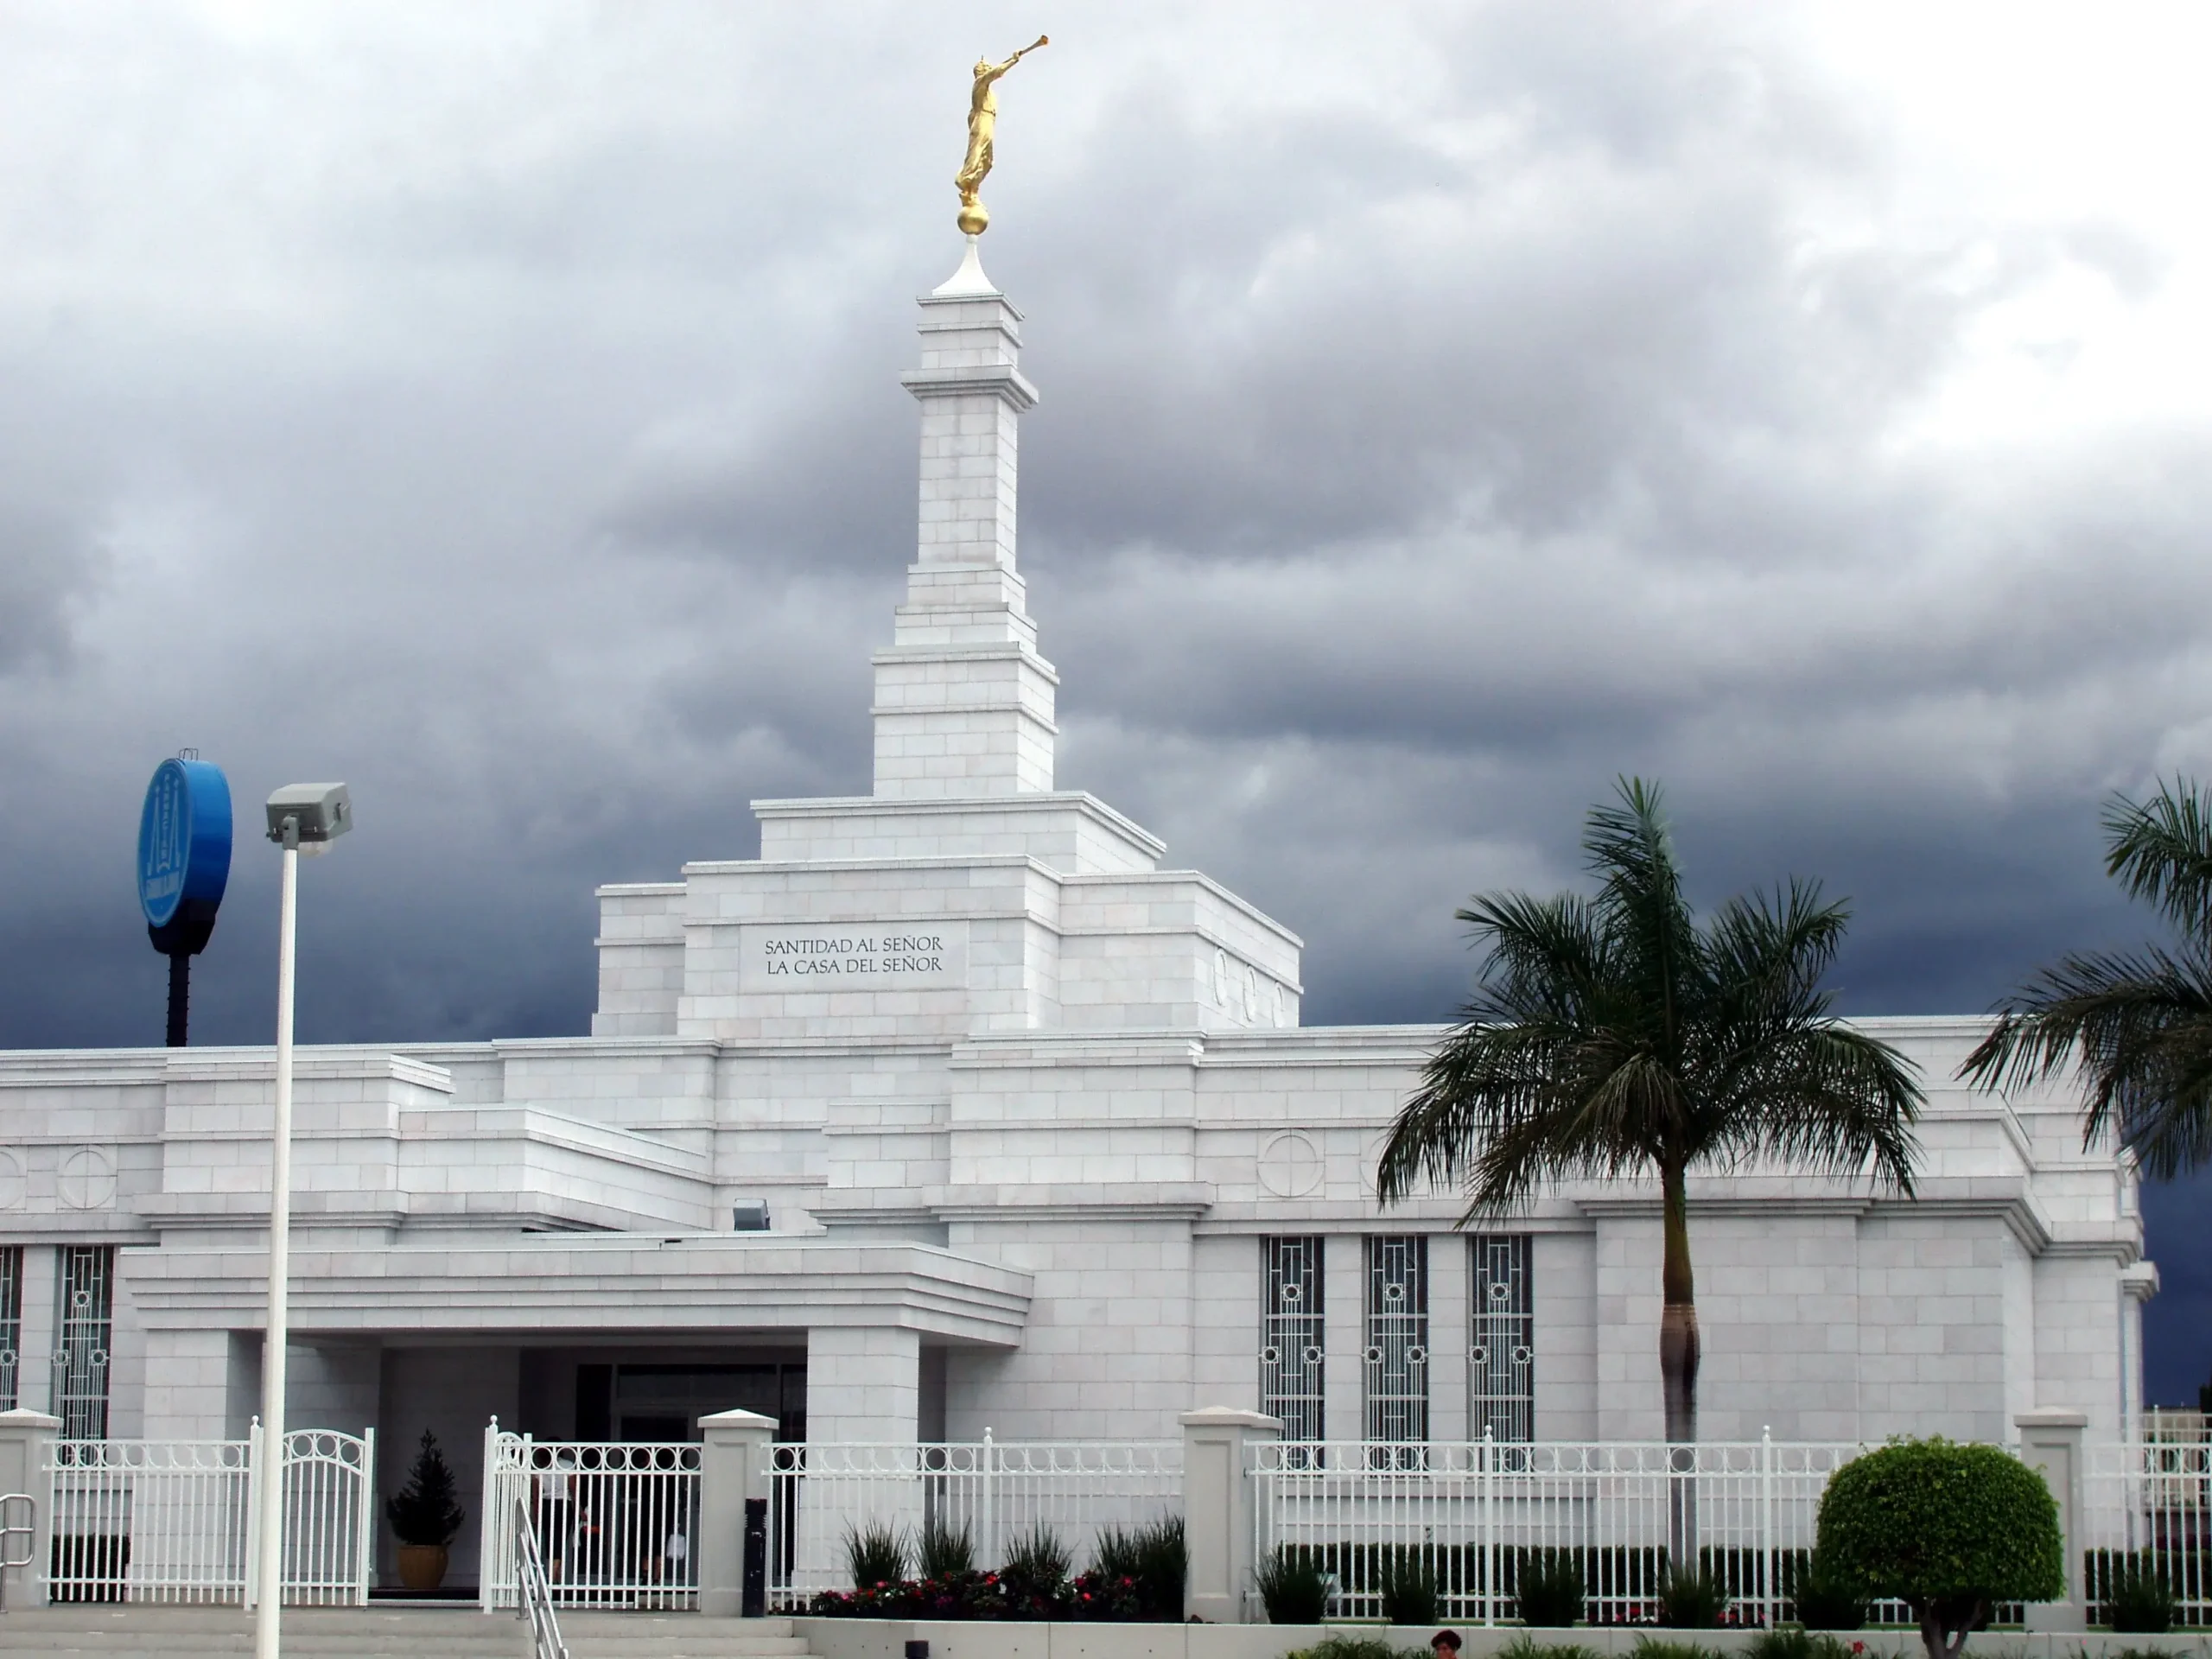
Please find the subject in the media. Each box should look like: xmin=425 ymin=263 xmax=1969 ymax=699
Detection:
xmin=256 ymin=783 xmax=351 ymax=1659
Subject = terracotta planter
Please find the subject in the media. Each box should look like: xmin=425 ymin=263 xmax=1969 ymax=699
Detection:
xmin=395 ymin=1543 xmax=449 ymax=1592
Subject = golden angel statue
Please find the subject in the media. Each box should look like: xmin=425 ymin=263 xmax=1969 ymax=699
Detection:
xmin=955 ymin=35 xmax=1048 ymax=235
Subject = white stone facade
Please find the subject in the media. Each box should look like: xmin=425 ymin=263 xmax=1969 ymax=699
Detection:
xmin=0 ymin=245 xmax=2154 ymax=1586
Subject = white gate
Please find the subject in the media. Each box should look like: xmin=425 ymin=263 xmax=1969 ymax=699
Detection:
xmin=274 ymin=1428 xmax=378 ymax=1606
xmin=480 ymin=1426 xmax=699 ymax=1611
xmin=43 ymin=1425 xmax=374 ymax=1605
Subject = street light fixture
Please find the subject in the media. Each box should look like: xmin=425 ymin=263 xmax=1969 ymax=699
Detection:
xmin=256 ymin=783 xmax=350 ymax=1659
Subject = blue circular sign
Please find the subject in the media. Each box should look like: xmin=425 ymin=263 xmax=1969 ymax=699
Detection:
xmin=137 ymin=759 xmax=232 ymax=931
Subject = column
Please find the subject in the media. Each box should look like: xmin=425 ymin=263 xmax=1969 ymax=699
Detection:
xmin=1181 ymin=1407 xmax=1281 ymax=1624
xmin=16 ymin=1248 xmax=55 ymax=1416
xmin=138 ymin=1328 xmax=238 ymax=1440
xmin=804 ymin=1328 xmax=923 ymax=1596
xmin=696 ymin=1408 xmax=776 ymax=1618
xmin=806 ymin=1327 xmax=922 ymax=1445
xmin=1324 ymin=1236 xmax=1364 ymax=1443
xmin=2016 ymin=1408 xmax=2087 ymax=1632
xmin=1430 ymin=1234 xmax=1468 ymax=1444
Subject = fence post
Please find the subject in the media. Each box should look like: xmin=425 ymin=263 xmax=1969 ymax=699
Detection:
xmin=1481 ymin=1426 xmax=1496 ymax=1628
xmin=698 ymin=1408 xmax=778 ymax=1618
xmin=0 ymin=1408 xmax=59 ymax=1608
xmin=1181 ymin=1407 xmax=1281 ymax=1624
xmin=478 ymin=1418 xmax=501 ymax=1614
xmin=982 ymin=1427 xmax=996 ymax=1571
xmin=357 ymin=1425 xmax=376 ymax=1605
xmin=245 ymin=1416 xmax=264 ymax=1611
xmin=2016 ymin=1410 xmax=2088 ymax=1632
xmin=1760 ymin=1427 xmax=1775 ymax=1629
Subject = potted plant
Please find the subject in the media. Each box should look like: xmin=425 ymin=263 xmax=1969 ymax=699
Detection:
xmin=386 ymin=1429 xmax=466 ymax=1591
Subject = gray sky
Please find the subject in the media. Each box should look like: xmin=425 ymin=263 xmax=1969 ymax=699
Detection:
xmin=5 ymin=1 xmax=2211 ymax=1395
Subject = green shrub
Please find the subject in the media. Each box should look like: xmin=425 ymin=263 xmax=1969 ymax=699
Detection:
xmin=842 ymin=1521 xmax=906 ymax=1588
xmin=1633 ymin=1638 xmax=1725 ymax=1659
xmin=1516 ymin=1548 xmax=1587 ymax=1626
xmin=917 ymin=1516 xmax=974 ymax=1580
xmin=1749 ymin=1631 xmax=1858 ymax=1659
xmin=1281 ymin=1637 xmax=1422 ymax=1659
xmin=1501 ymin=1637 xmax=1601 ymax=1659
xmin=1791 ymin=1550 xmax=1870 ymax=1631
xmin=1656 ymin=1564 xmax=1730 ymax=1629
xmin=1380 ymin=1549 xmax=1439 ymax=1625
xmin=2104 ymin=1554 xmax=2176 ymax=1636
xmin=1090 ymin=1515 xmax=1185 ymax=1621
xmin=1131 ymin=1516 xmax=1187 ymax=1620
xmin=1257 ymin=1544 xmax=1332 ymax=1624
xmin=1001 ymin=1525 xmax=1072 ymax=1616
xmin=1817 ymin=1439 xmax=2063 ymax=1659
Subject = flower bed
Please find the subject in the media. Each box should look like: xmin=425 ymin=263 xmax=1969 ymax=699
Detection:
xmin=807 ymin=1567 xmax=1155 ymax=1620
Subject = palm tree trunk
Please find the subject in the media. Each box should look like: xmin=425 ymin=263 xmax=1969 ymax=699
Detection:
xmin=1659 ymin=1160 xmax=1700 ymax=1574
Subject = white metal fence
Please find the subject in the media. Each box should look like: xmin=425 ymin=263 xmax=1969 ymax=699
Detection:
xmin=1255 ymin=1434 xmax=1883 ymax=1627
xmin=42 ymin=1426 xmax=373 ymax=1605
xmin=2082 ymin=1437 xmax=2212 ymax=1626
xmin=480 ymin=1428 xmax=700 ymax=1611
xmin=767 ymin=1436 xmax=1183 ymax=1608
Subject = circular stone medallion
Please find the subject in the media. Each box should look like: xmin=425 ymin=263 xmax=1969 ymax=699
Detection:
xmin=1257 ymin=1130 xmax=1323 ymax=1198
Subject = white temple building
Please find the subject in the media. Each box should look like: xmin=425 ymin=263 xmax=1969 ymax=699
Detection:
xmin=0 ymin=242 xmax=2155 ymax=1586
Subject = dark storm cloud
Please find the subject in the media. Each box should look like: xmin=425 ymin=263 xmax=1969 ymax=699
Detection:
xmin=3 ymin=0 xmax=2210 ymax=1391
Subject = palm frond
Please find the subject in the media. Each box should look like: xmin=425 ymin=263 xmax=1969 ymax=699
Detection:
xmin=1384 ymin=780 xmax=1922 ymax=1225
xmin=2105 ymin=779 xmax=2212 ymax=938
xmin=1961 ymin=942 xmax=2212 ymax=1174
xmin=1377 ymin=1020 xmax=1570 ymax=1203
xmin=1582 ymin=779 xmax=1700 ymax=1058
xmin=1710 ymin=1024 xmax=1923 ymax=1192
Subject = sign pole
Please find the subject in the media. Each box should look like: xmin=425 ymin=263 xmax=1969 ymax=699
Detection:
xmin=166 ymin=952 xmax=191 ymax=1048
xmin=256 ymin=820 xmax=298 ymax=1659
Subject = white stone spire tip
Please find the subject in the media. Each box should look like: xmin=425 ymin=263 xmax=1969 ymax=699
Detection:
xmin=931 ymin=235 xmax=1001 ymax=299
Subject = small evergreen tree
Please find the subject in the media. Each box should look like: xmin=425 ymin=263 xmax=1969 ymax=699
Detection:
xmin=1818 ymin=1440 xmax=2062 ymax=1659
xmin=385 ymin=1429 xmax=466 ymax=1548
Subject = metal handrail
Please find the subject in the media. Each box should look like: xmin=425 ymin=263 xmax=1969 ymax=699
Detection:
xmin=0 ymin=1492 xmax=35 ymax=1612
xmin=512 ymin=1494 xmax=569 ymax=1659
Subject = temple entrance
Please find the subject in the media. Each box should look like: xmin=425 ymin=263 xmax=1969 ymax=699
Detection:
xmin=571 ymin=1358 xmax=807 ymax=1443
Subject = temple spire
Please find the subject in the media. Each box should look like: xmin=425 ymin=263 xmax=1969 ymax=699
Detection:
xmin=869 ymin=248 xmax=1057 ymax=798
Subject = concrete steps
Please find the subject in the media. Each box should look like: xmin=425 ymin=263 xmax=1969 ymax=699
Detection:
xmin=0 ymin=1605 xmax=524 ymax=1654
xmin=0 ymin=1605 xmax=814 ymax=1657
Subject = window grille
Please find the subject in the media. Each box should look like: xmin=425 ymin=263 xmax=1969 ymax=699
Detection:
xmin=52 ymin=1245 xmax=113 ymax=1440
xmin=1469 ymin=1233 xmax=1535 ymax=1444
xmin=0 ymin=1246 xmax=20 ymax=1412
xmin=1363 ymin=1236 xmax=1428 ymax=1455
xmin=1260 ymin=1237 xmax=1325 ymax=1446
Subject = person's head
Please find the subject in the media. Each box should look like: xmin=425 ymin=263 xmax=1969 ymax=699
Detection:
xmin=1431 ymin=1633 xmax=1462 ymax=1656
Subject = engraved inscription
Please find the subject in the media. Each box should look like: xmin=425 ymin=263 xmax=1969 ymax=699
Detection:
xmin=741 ymin=922 xmax=969 ymax=994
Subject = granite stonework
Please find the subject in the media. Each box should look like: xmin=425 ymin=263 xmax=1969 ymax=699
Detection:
xmin=0 ymin=247 xmax=2152 ymax=1484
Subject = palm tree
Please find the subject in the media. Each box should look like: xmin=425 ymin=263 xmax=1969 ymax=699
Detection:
xmin=1378 ymin=779 xmax=1924 ymax=1464
xmin=1959 ymin=778 xmax=2212 ymax=1175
